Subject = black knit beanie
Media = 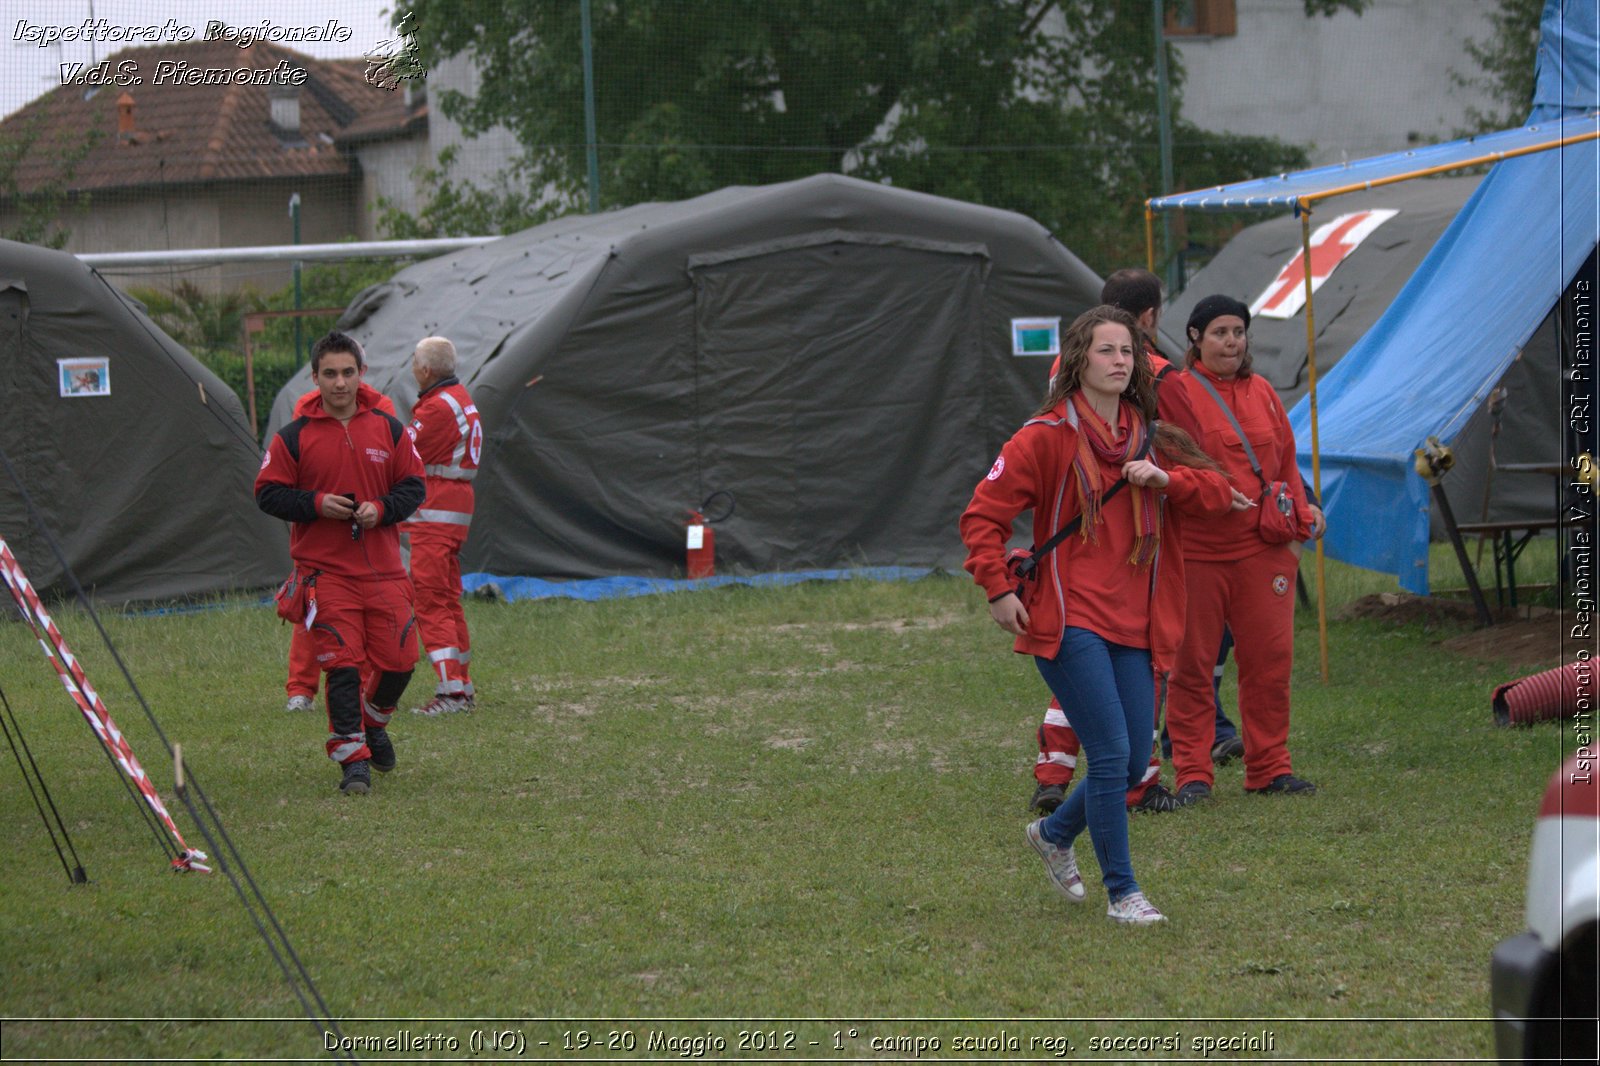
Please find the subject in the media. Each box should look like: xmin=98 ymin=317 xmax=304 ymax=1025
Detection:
xmin=1186 ymin=295 xmax=1251 ymax=342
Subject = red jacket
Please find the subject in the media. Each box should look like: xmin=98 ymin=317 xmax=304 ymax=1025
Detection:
xmin=255 ymin=383 xmax=425 ymax=579
xmin=960 ymin=399 xmax=1235 ymax=665
xmin=402 ymin=376 xmax=481 ymax=535
xmin=1156 ymin=364 xmax=1312 ymax=561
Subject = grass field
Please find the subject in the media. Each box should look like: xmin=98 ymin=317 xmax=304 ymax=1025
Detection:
xmin=0 ymin=549 xmax=1583 ymax=1062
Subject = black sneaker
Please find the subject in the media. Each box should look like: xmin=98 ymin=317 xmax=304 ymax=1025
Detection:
xmin=339 ymin=759 xmax=371 ymax=795
xmin=1247 ymin=773 xmax=1317 ymax=795
xmin=1174 ymin=780 xmax=1212 ymax=807
xmin=1129 ymin=782 xmax=1180 ymax=814
xmin=1030 ymin=782 xmax=1066 ymax=815
xmin=1211 ymin=734 xmax=1245 ymax=765
xmin=366 ymin=727 xmax=396 ymax=773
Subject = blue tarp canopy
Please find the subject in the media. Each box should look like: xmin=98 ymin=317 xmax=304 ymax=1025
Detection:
xmin=1152 ymin=0 xmax=1598 ymax=594
xmin=1149 ymin=112 xmax=1598 ymax=212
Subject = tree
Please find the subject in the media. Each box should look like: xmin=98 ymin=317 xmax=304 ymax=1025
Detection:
xmin=395 ymin=0 xmax=1363 ymax=271
xmin=1453 ymin=0 xmax=1545 ymax=133
xmin=127 ymin=255 xmax=404 ymax=429
xmin=0 ymin=117 xmax=100 ymax=248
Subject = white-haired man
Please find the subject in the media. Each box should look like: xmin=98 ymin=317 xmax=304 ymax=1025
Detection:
xmin=405 ymin=336 xmax=484 ymax=716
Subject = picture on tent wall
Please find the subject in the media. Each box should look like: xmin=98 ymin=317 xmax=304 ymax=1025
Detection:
xmin=58 ymin=358 xmax=110 ymax=398
xmin=1011 ymin=317 xmax=1060 ymax=357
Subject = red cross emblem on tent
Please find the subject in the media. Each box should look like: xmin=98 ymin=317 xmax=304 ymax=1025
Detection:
xmin=1250 ymin=209 xmax=1398 ymax=320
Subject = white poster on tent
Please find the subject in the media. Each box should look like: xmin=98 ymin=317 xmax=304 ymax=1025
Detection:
xmin=57 ymin=358 xmax=110 ymax=397
xmin=1250 ymin=209 xmax=1399 ymax=320
xmin=1011 ymin=317 xmax=1060 ymax=356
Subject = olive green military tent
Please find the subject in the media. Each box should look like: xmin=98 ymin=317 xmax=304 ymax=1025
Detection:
xmin=0 ymin=238 xmax=285 ymax=602
xmin=267 ymin=174 xmax=1106 ymax=579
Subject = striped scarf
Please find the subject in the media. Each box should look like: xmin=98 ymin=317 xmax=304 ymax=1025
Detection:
xmin=1069 ymin=392 xmax=1159 ymax=566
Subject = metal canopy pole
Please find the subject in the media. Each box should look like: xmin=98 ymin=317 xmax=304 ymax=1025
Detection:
xmin=1298 ymin=205 xmax=1330 ymax=683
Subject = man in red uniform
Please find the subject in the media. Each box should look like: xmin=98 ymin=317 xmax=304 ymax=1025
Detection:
xmin=282 ymin=387 xmax=399 ymax=712
xmin=403 ymin=336 xmax=483 ymax=717
xmin=256 ymin=332 xmax=426 ymax=794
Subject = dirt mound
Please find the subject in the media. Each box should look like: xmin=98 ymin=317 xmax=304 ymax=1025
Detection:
xmin=1335 ymin=592 xmax=1483 ymax=626
xmin=1335 ymin=593 xmax=1583 ymax=672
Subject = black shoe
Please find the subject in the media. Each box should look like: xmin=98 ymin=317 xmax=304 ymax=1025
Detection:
xmin=1247 ymin=773 xmax=1317 ymax=795
xmin=1129 ymin=782 xmax=1180 ymax=814
xmin=1211 ymin=734 xmax=1245 ymax=765
xmin=366 ymin=727 xmax=396 ymax=773
xmin=1030 ymin=782 xmax=1066 ymax=815
xmin=339 ymin=759 xmax=371 ymax=795
xmin=1174 ymin=780 xmax=1212 ymax=807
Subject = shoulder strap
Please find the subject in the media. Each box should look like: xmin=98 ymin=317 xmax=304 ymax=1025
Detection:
xmin=1188 ymin=371 xmax=1264 ymax=479
xmin=1013 ymin=414 xmax=1154 ymax=580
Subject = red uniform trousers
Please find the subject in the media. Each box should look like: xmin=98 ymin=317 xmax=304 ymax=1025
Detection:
xmin=1035 ymin=681 xmax=1163 ymax=805
xmin=311 ymin=572 xmax=418 ymax=763
xmin=410 ymin=526 xmax=471 ymax=697
xmin=1168 ymin=545 xmax=1298 ymax=791
xmin=286 ymin=624 xmax=319 ymax=699
xmin=286 ymin=624 xmax=376 ymax=704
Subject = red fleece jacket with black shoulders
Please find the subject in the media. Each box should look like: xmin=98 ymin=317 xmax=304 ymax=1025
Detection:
xmin=255 ymin=383 xmax=424 ymax=580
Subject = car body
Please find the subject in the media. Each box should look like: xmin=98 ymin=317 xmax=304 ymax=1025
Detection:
xmin=1490 ymin=753 xmax=1599 ymax=1063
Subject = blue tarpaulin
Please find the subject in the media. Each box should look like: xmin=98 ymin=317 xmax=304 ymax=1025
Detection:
xmin=1153 ymin=0 xmax=1597 ymax=594
xmin=1149 ymin=112 xmax=1597 ymax=213
xmin=461 ymin=567 xmax=937 ymax=603
xmin=1281 ymin=0 xmax=1597 ymax=593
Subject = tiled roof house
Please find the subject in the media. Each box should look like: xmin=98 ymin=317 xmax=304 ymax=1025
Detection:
xmin=0 ymin=38 xmax=428 ymax=290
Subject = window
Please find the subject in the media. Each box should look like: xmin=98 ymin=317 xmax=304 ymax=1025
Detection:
xmin=1164 ymin=0 xmax=1237 ymax=37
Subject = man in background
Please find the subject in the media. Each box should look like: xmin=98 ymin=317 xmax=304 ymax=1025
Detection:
xmin=404 ymin=336 xmax=484 ymax=717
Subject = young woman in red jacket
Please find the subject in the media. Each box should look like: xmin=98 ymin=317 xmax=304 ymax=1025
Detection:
xmin=961 ymin=306 xmax=1241 ymax=923
xmin=1156 ymin=296 xmax=1326 ymax=804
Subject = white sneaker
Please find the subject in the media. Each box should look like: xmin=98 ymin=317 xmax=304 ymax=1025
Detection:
xmin=411 ymin=694 xmax=468 ymax=717
xmin=1106 ymin=890 xmax=1166 ymax=924
xmin=1025 ymin=819 xmax=1086 ymax=902
xmin=284 ymin=695 xmax=315 ymax=712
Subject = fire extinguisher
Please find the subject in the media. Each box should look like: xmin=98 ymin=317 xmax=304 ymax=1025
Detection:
xmin=685 ymin=491 xmax=734 ymax=579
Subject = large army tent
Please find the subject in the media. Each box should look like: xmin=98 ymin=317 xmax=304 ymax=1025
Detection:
xmin=268 ymin=173 xmax=1106 ymax=579
xmin=0 ymin=239 xmax=285 ymax=602
xmin=1165 ymin=174 xmax=1566 ymax=530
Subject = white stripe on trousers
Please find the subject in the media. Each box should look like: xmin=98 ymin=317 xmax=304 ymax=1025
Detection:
xmin=413 ymin=509 xmax=471 ymax=526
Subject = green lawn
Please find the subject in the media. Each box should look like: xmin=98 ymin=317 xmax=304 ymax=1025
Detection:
xmin=0 ymin=553 xmax=1579 ymax=1061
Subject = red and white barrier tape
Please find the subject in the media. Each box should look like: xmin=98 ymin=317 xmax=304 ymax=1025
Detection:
xmin=0 ymin=538 xmax=209 ymax=873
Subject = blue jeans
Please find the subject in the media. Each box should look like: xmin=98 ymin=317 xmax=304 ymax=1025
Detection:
xmin=1035 ymin=627 xmax=1153 ymax=900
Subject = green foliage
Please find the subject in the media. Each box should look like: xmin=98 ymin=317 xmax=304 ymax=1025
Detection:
xmin=125 ymin=282 xmax=275 ymax=417
xmin=0 ymin=116 xmax=101 ymax=248
xmin=389 ymin=0 xmax=1360 ymax=269
xmin=376 ymin=147 xmax=559 ymax=239
xmin=1453 ymin=0 xmax=1545 ymax=132
xmin=126 ymin=281 xmax=264 ymax=360
xmin=0 ymin=563 xmax=1558 ymax=1059
xmin=126 ymin=255 xmax=405 ymax=430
